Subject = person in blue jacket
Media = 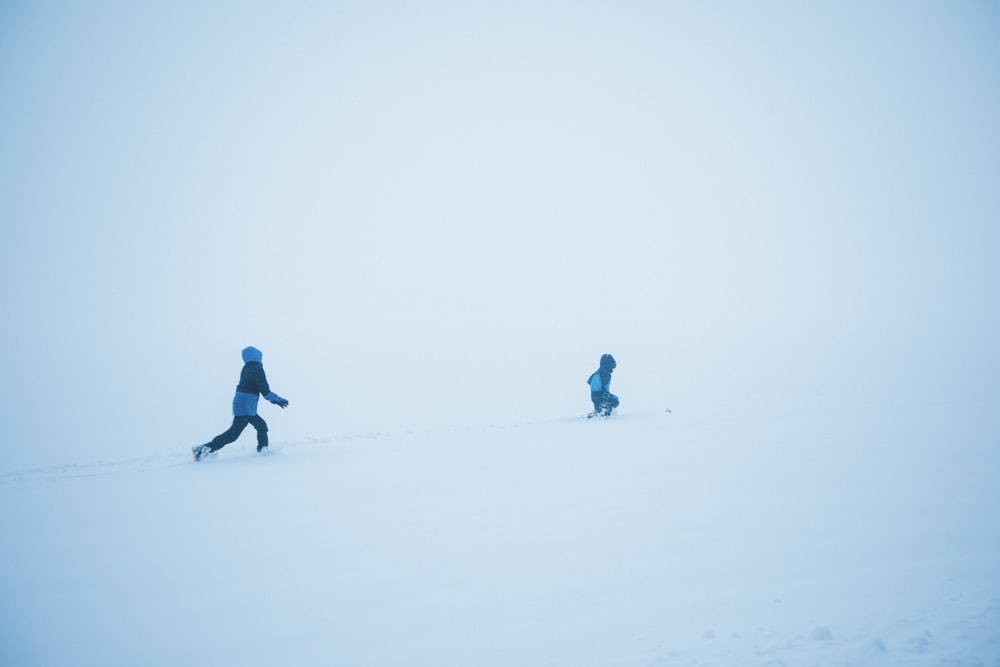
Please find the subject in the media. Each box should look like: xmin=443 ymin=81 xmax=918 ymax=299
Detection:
xmin=193 ymin=346 xmax=289 ymax=461
xmin=587 ymin=353 xmax=619 ymax=417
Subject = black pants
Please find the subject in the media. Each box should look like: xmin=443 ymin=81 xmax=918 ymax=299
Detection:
xmin=205 ymin=415 xmax=268 ymax=452
xmin=591 ymin=391 xmax=620 ymax=415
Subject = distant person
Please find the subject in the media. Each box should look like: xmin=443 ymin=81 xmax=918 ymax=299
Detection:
xmin=587 ymin=353 xmax=619 ymax=418
xmin=193 ymin=346 xmax=289 ymax=461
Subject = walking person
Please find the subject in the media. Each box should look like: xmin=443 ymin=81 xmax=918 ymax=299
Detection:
xmin=193 ymin=346 xmax=289 ymax=461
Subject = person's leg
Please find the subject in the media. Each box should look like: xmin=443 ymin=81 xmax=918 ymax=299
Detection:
xmin=248 ymin=415 xmax=269 ymax=452
xmin=591 ymin=391 xmax=604 ymax=414
xmin=603 ymin=393 xmax=620 ymax=415
xmin=205 ymin=416 xmax=251 ymax=452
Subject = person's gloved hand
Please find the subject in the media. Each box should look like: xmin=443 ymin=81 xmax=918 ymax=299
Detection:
xmin=266 ymin=392 xmax=289 ymax=409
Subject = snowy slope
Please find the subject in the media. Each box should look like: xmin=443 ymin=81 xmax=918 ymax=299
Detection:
xmin=2 ymin=2 xmax=999 ymax=664
xmin=1 ymin=396 xmax=997 ymax=667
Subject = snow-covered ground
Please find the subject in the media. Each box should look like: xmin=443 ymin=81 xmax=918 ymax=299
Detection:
xmin=2 ymin=388 xmax=997 ymax=667
xmin=2 ymin=2 xmax=999 ymax=665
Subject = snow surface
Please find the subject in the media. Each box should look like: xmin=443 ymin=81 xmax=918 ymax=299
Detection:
xmin=2 ymin=2 xmax=999 ymax=665
xmin=2 ymin=391 xmax=997 ymax=667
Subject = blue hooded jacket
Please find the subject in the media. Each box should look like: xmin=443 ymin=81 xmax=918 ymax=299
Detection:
xmin=587 ymin=354 xmax=616 ymax=393
xmin=232 ymin=346 xmax=286 ymax=416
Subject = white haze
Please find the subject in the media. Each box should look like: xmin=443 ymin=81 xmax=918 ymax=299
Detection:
xmin=1 ymin=4 xmax=998 ymax=469
xmin=2 ymin=3 xmax=1000 ymax=666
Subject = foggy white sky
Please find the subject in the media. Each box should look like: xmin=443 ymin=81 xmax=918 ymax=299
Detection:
xmin=1 ymin=1 xmax=998 ymax=468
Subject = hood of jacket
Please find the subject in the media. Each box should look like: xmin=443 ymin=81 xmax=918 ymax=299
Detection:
xmin=242 ymin=346 xmax=263 ymax=364
xmin=599 ymin=354 xmax=616 ymax=372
